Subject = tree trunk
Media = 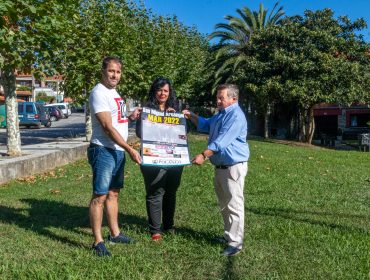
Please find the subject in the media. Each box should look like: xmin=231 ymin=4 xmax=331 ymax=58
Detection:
xmin=298 ymin=107 xmax=315 ymax=144
xmin=263 ymin=112 xmax=269 ymax=139
xmin=263 ymin=102 xmax=270 ymax=139
xmin=298 ymin=108 xmax=305 ymax=142
xmin=306 ymin=106 xmax=315 ymax=144
xmin=2 ymin=69 xmax=22 ymax=156
xmin=85 ymin=100 xmax=92 ymax=142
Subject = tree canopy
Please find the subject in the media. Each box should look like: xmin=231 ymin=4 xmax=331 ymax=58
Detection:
xmin=234 ymin=9 xmax=370 ymax=142
xmin=61 ymin=0 xmax=210 ymax=103
xmin=0 ymin=0 xmax=78 ymax=155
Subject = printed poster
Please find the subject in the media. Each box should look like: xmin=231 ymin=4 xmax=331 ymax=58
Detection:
xmin=141 ymin=107 xmax=190 ymax=166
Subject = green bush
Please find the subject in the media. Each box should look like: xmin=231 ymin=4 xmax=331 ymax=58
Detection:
xmin=16 ymin=85 xmax=31 ymax=91
xmin=36 ymin=92 xmax=55 ymax=103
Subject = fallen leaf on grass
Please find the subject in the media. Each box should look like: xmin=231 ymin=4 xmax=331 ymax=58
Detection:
xmin=47 ymin=171 xmax=56 ymax=177
xmin=76 ymin=174 xmax=84 ymax=180
xmin=17 ymin=176 xmax=36 ymax=183
xmin=49 ymin=189 xmax=61 ymax=194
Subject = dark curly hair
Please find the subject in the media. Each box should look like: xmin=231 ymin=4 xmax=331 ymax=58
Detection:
xmin=146 ymin=77 xmax=178 ymax=111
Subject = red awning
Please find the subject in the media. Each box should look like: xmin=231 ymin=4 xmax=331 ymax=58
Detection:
xmin=313 ymin=108 xmax=342 ymax=116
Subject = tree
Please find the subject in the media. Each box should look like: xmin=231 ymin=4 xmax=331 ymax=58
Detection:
xmin=0 ymin=0 xmax=77 ymax=155
xmin=240 ymin=9 xmax=370 ymax=143
xmin=59 ymin=0 xmax=137 ymax=140
xmin=209 ymin=2 xmax=285 ymax=138
xmin=61 ymin=0 xmax=210 ymax=140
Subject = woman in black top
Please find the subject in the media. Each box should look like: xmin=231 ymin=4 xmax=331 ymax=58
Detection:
xmin=136 ymin=77 xmax=184 ymax=241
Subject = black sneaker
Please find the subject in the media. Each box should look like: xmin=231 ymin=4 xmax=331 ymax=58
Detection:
xmin=212 ymin=236 xmax=228 ymax=244
xmin=221 ymin=245 xmax=241 ymax=257
xmin=107 ymin=232 xmax=134 ymax=244
xmin=163 ymin=228 xmax=176 ymax=235
xmin=92 ymin=242 xmax=111 ymax=257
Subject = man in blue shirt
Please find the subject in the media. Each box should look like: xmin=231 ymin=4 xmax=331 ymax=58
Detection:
xmin=183 ymin=84 xmax=249 ymax=256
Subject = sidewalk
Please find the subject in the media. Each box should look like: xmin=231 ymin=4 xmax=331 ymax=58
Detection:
xmin=0 ymin=138 xmax=89 ymax=185
xmin=0 ymin=130 xmax=138 ymax=185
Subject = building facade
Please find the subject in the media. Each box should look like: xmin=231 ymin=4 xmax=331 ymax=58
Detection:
xmin=0 ymin=73 xmax=64 ymax=104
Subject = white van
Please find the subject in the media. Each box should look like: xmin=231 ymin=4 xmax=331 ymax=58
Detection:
xmin=44 ymin=103 xmax=71 ymax=118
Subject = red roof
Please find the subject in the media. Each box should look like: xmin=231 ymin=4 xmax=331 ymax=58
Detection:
xmin=15 ymin=90 xmax=32 ymax=96
xmin=0 ymin=96 xmax=25 ymax=102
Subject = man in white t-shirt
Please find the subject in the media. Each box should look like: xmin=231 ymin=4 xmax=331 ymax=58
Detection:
xmin=87 ymin=57 xmax=141 ymax=257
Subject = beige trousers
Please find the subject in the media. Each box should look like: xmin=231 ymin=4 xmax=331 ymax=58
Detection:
xmin=214 ymin=162 xmax=248 ymax=249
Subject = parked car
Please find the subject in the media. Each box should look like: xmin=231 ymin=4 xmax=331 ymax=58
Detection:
xmin=44 ymin=105 xmax=63 ymax=122
xmin=44 ymin=103 xmax=71 ymax=118
xmin=70 ymin=103 xmax=85 ymax=113
xmin=18 ymin=102 xmax=51 ymax=128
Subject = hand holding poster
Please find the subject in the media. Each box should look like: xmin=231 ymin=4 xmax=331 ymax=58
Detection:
xmin=140 ymin=107 xmax=191 ymax=166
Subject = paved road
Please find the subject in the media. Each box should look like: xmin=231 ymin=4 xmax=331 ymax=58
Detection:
xmin=0 ymin=113 xmax=86 ymax=146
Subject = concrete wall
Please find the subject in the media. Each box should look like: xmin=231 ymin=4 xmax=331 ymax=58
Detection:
xmin=0 ymin=141 xmax=89 ymax=185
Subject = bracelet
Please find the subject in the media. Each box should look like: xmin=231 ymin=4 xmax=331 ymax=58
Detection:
xmin=201 ymin=152 xmax=208 ymax=160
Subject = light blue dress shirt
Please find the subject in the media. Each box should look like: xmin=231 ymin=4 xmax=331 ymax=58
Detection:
xmin=197 ymin=102 xmax=250 ymax=166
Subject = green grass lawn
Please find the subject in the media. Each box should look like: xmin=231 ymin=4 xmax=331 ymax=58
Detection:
xmin=0 ymin=134 xmax=369 ymax=280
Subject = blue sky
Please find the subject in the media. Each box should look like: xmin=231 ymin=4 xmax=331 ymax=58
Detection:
xmin=139 ymin=0 xmax=370 ymax=42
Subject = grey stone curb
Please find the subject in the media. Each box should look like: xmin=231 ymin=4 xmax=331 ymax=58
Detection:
xmin=0 ymin=134 xmax=140 ymax=185
xmin=0 ymin=138 xmax=90 ymax=185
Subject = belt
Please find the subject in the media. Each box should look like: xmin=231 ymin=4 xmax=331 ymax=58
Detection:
xmin=215 ymin=162 xmax=244 ymax=169
xmin=215 ymin=165 xmax=231 ymax=169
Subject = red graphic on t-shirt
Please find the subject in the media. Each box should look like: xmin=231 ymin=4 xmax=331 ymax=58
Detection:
xmin=114 ymin=98 xmax=128 ymax=123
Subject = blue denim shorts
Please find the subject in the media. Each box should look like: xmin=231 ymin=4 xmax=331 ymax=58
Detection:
xmin=87 ymin=144 xmax=126 ymax=195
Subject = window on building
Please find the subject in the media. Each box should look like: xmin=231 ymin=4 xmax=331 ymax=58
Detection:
xmin=350 ymin=114 xmax=370 ymax=127
xmin=45 ymin=82 xmax=57 ymax=91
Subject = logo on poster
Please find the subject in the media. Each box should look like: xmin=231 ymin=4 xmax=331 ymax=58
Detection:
xmin=152 ymin=159 xmax=182 ymax=165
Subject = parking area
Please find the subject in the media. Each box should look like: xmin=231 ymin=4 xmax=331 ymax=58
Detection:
xmin=0 ymin=113 xmax=86 ymax=146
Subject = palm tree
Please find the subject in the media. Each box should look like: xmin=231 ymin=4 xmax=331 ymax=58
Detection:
xmin=210 ymin=2 xmax=284 ymax=75
xmin=209 ymin=2 xmax=285 ymax=138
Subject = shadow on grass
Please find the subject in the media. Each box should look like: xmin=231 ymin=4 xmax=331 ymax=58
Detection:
xmin=221 ymin=256 xmax=241 ymax=280
xmin=123 ymin=213 xmax=216 ymax=243
xmin=0 ymin=198 xmax=216 ymax=249
xmin=0 ymin=199 xmax=91 ymax=248
xmin=247 ymin=207 xmax=368 ymax=233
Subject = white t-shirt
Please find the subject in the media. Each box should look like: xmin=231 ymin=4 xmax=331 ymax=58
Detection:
xmin=89 ymin=83 xmax=128 ymax=151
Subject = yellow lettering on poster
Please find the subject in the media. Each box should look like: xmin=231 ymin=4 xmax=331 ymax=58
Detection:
xmin=164 ymin=117 xmax=180 ymax=124
xmin=147 ymin=114 xmax=163 ymax=123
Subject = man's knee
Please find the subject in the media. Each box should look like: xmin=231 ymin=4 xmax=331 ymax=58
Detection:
xmin=90 ymin=194 xmax=107 ymax=207
xmin=107 ymin=189 xmax=120 ymax=201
